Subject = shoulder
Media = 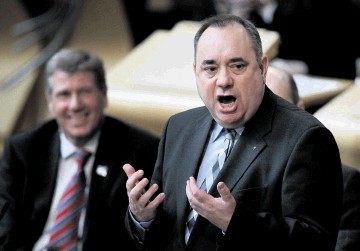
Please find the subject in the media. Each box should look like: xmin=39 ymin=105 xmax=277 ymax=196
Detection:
xmin=5 ymin=120 xmax=58 ymax=145
xmin=101 ymin=116 xmax=159 ymax=143
xmin=163 ymin=106 xmax=211 ymax=133
xmin=168 ymin=106 xmax=209 ymax=124
xmin=254 ymin=89 xmax=326 ymax=131
xmin=342 ymin=165 xmax=360 ymax=190
xmin=2 ymin=120 xmax=59 ymax=158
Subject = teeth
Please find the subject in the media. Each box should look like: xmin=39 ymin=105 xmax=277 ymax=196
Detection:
xmin=70 ymin=112 xmax=87 ymax=119
xmin=223 ymin=99 xmax=233 ymax=104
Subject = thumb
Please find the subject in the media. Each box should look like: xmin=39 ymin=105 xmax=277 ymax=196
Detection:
xmin=217 ymin=182 xmax=232 ymax=202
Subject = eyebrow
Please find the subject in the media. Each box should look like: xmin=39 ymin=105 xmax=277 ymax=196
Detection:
xmin=201 ymin=57 xmax=245 ymax=66
xmin=229 ymin=57 xmax=245 ymax=63
xmin=201 ymin=59 xmax=215 ymax=65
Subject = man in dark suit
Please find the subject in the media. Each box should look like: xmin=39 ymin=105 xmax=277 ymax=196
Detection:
xmin=0 ymin=48 xmax=159 ymax=250
xmin=336 ymin=165 xmax=360 ymax=251
xmin=266 ymin=65 xmax=360 ymax=251
xmin=123 ymin=14 xmax=343 ymax=250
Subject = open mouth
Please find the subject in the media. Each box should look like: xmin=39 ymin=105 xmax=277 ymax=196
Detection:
xmin=218 ymin=95 xmax=236 ymax=104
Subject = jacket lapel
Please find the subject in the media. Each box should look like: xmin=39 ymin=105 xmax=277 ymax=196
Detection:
xmin=210 ymin=88 xmax=276 ymax=196
xmin=177 ymin=111 xmax=214 ymax=243
xmin=213 ymin=131 xmax=266 ymax=193
xmin=210 ymin=88 xmax=275 ymax=194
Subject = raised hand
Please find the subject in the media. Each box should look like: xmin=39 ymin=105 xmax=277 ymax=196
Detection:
xmin=185 ymin=177 xmax=236 ymax=231
xmin=123 ymin=163 xmax=165 ymax=222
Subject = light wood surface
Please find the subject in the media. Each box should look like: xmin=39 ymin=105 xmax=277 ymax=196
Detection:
xmin=106 ymin=20 xmax=281 ymax=136
xmin=294 ymin=74 xmax=352 ymax=108
xmin=314 ymin=84 xmax=360 ymax=170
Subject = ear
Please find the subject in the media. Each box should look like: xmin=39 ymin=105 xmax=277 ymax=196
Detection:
xmin=45 ymin=90 xmax=54 ymax=114
xmin=297 ymin=100 xmax=305 ymax=110
xmin=261 ymin=55 xmax=269 ymax=80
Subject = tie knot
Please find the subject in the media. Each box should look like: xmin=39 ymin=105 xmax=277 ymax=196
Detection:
xmin=225 ymin=129 xmax=236 ymax=140
xmin=74 ymin=150 xmax=91 ymax=167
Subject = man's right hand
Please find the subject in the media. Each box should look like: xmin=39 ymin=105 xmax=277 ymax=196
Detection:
xmin=123 ymin=164 xmax=165 ymax=222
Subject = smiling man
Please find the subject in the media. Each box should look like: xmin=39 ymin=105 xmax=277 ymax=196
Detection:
xmin=123 ymin=14 xmax=343 ymax=251
xmin=0 ymin=48 xmax=159 ymax=250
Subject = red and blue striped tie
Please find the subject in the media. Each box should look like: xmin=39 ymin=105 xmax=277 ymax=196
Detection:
xmin=48 ymin=150 xmax=90 ymax=250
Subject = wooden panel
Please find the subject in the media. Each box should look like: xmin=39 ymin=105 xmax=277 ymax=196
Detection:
xmin=314 ymin=84 xmax=360 ymax=170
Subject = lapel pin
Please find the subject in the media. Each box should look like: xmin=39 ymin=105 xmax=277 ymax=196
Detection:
xmin=96 ymin=165 xmax=108 ymax=177
xmin=252 ymin=146 xmax=257 ymax=150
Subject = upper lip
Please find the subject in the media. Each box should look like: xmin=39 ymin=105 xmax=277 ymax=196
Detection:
xmin=218 ymin=95 xmax=236 ymax=104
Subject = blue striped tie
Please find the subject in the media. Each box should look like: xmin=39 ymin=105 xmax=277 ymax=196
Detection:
xmin=47 ymin=150 xmax=90 ymax=251
xmin=185 ymin=129 xmax=236 ymax=242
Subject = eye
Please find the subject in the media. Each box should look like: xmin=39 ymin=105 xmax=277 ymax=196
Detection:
xmin=55 ymin=91 xmax=70 ymax=100
xmin=203 ymin=66 xmax=217 ymax=77
xmin=78 ymin=88 xmax=93 ymax=96
xmin=231 ymin=63 xmax=246 ymax=72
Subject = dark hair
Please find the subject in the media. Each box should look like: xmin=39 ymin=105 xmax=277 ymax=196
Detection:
xmin=194 ymin=14 xmax=263 ymax=70
xmin=44 ymin=48 xmax=106 ymax=94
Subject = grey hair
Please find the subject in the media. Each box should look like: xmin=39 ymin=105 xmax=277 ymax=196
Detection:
xmin=44 ymin=48 xmax=106 ymax=94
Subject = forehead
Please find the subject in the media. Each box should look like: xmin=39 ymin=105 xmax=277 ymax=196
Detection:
xmin=196 ymin=23 xmax=252 ymax=60
xmin=51 ymin=70 xmax=95 ymax=83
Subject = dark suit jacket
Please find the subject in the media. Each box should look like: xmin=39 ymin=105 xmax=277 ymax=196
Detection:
xmin=335 ymin=165 xmax=360 ymax=251
xmin=126 ymin=88 xmax=343 ymax=251
xmin=0 ymin=116 xmax=159 ymax=251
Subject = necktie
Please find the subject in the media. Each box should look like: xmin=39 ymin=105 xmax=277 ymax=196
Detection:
xmin=48 ymin=150 xmax=91 ymax=251
xmin=185 ymin=129 xmax=236 ymax=242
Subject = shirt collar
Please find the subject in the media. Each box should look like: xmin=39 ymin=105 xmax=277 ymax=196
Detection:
xmin=60 ymin=132 xmax=100 ymax=159
xmin=211 ymin=123 xmax=245 ymax=143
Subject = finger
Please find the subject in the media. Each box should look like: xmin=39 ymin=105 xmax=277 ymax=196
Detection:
xmin=149 ymin=192 xmax=165 ymax=208
xmin=188 ymin=177 xmax=203 ymax=197
xmin=126 ymin=169 xmax=145 ymax=190
xmin=185 ymin=179 xmax=193 ymax=201
xmin=217 ymin=182 xmax=232 ymax=202
xmin=145 ymin=184 xmax=166 ymax=209
xmin=123 ymin=163 xmax=135 ymax=177
xmin=130 ymin=177 xmax=149 ymax=200
xmin=187 ymin=177 xmax=210 ymax=210
xmin=137 ymin=182 xmax=158 ymax=206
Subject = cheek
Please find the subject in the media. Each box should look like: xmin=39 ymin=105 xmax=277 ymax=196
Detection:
xmin=196 ymin=83 xmax=210 ymax=103
xmin=48 ymin=100 xmax=66 ymax=115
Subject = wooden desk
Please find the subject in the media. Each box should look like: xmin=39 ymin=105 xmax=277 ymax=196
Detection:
xmin=106 ymin=21 xmax=280 ymax=136
xmin=314 ymin=84 xmax=360 ymax=170
xmin=294 ymin=74 xmax=352 ymax=109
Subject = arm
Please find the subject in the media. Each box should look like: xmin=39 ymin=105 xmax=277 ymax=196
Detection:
xmin=0 ymin=138 xmax=27 ymax=250
xmin=221 ymin=126 xmax=343 ymax=250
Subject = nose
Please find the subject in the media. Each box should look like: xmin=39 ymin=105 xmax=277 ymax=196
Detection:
xmin=216 ymin=67 xmax=233 ymax=88
xmin=68 ymin=93 xmax=81 ymax=109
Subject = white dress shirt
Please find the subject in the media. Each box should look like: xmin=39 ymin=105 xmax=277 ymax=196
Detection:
xmin=33 ymin=132 xmax=99 ymax=251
